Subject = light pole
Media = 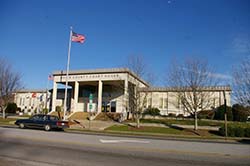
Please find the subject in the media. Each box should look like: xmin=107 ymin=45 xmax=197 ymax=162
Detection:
xmin=223 ymin=90 xmax=228 ymax=139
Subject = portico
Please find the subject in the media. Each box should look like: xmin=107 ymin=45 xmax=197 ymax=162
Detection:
xmin=51 ymin=68 xmax=148 ymax=114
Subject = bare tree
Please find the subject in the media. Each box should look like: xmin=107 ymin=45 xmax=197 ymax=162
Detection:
xmin=125 ymin=55 xmax=151 ymax=128
xmin=126 ymin=55 xmax=156 ymax=85
xmin=127 ymin=55 xmax=147 ymax=79
xmin=0 ymin=57 xmax=22 ymax=118
xmin=233 ymin=56 xmax=250 ymax=106
xmin=167 ymin=58 xmax=217 ymax=130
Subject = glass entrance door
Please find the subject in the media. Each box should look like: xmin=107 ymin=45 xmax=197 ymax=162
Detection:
xmin=102 ymin=101 xmax=110 ymax=112
xmin=111 ymin=101 xmax=116 ymax=112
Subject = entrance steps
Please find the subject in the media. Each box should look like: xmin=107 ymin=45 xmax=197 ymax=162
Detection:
xmin=94 ymin=112 xmax=122 ymax=121
xmin=67 ymin=112 xmax=89 ymax=120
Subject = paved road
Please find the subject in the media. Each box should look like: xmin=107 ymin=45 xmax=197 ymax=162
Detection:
xmin=0 ymin=127 xmax=249 ymax=166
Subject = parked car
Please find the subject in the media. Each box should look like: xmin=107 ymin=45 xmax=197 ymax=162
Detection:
xmin=15 ymin=114 xmax=69 ymax=131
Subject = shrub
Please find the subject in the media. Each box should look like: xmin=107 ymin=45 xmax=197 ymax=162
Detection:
xmin=198 ymin=110 xmax=215 ymax=119
xmin=219 ymin=126 xmax=225 ymax=136
xmin=245 ymin=128 xmax=250 ymax=137
xmin=235 ymin=127 xmax=245 ymax=137
xmin=56 ymin=106 xmax=62 ymax=112
xmin=219 ymin=123 xmax=250 ymax=137
xmin=232 ymin=104 xmax=250 ymax=122
xmin=214 ymin=105 xmax=233 ymax=121
xmin=5 ymin=103 xmax=17 ymax=113
xmin=43 ymin=108 xmax=48 ymax=114
xmin=107 ymin=113 xmax=122 ymax=121
xmin=168 ymin=113 xmax=176 ymax=117
xmin=177 ymin=114 xmax=184 ymax=118
xmin=143 ymin=107 xmax=161 ymax=116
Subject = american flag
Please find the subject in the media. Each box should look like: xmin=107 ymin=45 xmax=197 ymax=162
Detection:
xmin=71 ymin=31 xmax=85 ymax=43
xmin=32 ymin=93 xmax=37 ymax=98
xmin=48 ymin=75 xmax=53 ymax=80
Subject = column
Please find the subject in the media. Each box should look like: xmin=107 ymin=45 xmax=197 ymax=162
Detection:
xmin=52 ymin=81 xmax=57 ymax=112
xmin=98 ymin=80 xmax=103 ymax=113
xmin=124 ymin=79 xmax=128 ymax=112
xmin=74 ymin=81 xmax=79 ymax=112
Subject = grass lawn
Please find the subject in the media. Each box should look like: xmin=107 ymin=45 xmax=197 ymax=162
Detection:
xmin=140 ymin=118 xmax=227 ymax=127
xmin=105 ymin=124 xmax=220 ymax=138
xmin=0 ymin=117 xmax=17 ymax=125
xmin=106 ymin=125 xmax=183 ymax=134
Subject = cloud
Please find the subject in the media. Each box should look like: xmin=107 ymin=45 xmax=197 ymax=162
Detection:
xmin=222 ymin=33 xmax=250 ymax=57
xmin=207 ymin=72 xmax=232 ymax=80
xmin=231 ymin=34 xmax=250 ymax=54
xmin=181 ymin=67 xmax=232 ymax=80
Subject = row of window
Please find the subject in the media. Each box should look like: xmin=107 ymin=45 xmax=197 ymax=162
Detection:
xmin=146 ymin=97 xmax=223 ymax=110
xmin=146 ymin=98 xmax=169 ymax=109
xmin=18 ymin=97 xmax=43 ymax=107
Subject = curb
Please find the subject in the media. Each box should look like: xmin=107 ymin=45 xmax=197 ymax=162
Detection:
xmin=1 ymin=124 xmax=250 ymax=145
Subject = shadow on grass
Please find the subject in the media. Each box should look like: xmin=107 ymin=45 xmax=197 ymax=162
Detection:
xmin=237 ymin=139 xmax=250 ymax=144
xmin=161 ymin=122 xmax=202 ymax=136
xmin=208 ymin=130 xmax=221 ymax=136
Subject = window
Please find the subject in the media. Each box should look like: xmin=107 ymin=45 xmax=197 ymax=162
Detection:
xmin=49 ymin=116 xmax=59 ymax=121
xmin=159 ymin=98 xmax=163 ymax=108
xmin=164 ymin=98 xmax=168 ymax=109
xmin=176 ymin=98 xmax=180 ymax=109
xmin=31 ymin=115 xmax=41 ymax=120
xmin=147 ymin=98 xmax=152 ymax=108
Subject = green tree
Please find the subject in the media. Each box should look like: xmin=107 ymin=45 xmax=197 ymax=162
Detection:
xmin=214 ymin=105 xmax=233 ymax=121
xmin=5 ymin=103 xmax=17 ymax=114
xmin=232 ymin=104 xmax=250 ymax=122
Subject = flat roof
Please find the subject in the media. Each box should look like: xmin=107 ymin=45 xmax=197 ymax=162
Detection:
xmin=140 ymin=85 xmax=231 ymax=92
xmin=14 ymin=89 xmax=47 ymax=93
xmin=53 ymin=68 xmax=149 ymax=86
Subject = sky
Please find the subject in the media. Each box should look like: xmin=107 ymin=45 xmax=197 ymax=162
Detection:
xmin=0 ymin=0 xmax=250 ymax=89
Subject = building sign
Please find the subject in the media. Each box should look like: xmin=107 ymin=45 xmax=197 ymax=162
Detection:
xmin=57 ymin=74 xmax=122 ymax=82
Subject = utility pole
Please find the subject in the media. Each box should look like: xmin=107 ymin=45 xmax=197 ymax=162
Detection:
xmin=223 ymin=90 xmax=228 ymax=139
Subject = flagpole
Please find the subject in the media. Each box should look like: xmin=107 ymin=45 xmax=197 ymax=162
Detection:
xmin=45 ymin=75 xmax=49 ymax=111
xmin=64 ymin=26 xmax=73 ymax=120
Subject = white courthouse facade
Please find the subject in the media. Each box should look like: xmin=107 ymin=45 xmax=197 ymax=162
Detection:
xmin=51 ymin=68 xmax=231 ymax=117
xmin=52 ymin=68 xmax=148 ymax=114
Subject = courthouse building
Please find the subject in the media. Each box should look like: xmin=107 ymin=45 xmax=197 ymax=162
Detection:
xmin=51 ymin=68 xmax=231 ymax=117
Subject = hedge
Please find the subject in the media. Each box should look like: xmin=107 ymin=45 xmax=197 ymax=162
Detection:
xmin=198 ymin=110 xmax=215 ymax=119
xmin=143 ymin=107 xmax=161 ymax=116
xmin=232 ymin=104 xmax=250 ymax=122
xmin=219 ymin=123 xmax=250 ymax=137
xmin=5 ymin=103 xmax=17 ymax=113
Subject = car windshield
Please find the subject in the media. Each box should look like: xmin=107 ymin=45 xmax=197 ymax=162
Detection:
xmin=30 ymin=115 xmax=46 ymax=121
xmin=49 ymin=116 xmax=59 ymax=121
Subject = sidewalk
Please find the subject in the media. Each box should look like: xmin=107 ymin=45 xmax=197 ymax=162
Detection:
xmin=70 ymin=120 xmax=121 ymax=131
xmin=70 ymin=120 xmax=220 ymax=131
xmin=171 ymin=124 xmax=219 ymax=131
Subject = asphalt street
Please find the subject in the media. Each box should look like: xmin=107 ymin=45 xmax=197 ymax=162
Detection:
xmin=0 ymin=127 xmax=249 ymax=166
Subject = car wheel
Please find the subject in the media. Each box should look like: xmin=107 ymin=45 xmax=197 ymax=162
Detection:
xmin=44 ymin=125 xmax=51 ymax=131
xmin=19 ymin=123 xmax=25 ymax=129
